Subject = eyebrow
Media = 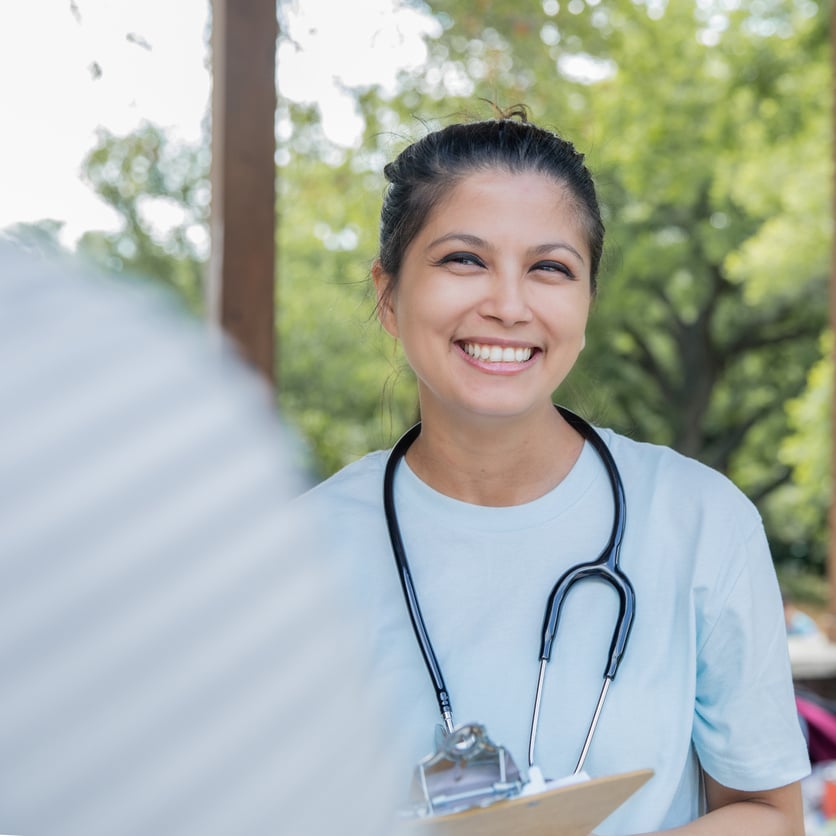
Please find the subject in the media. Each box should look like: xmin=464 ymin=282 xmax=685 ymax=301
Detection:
xmin=427 ymin=233 xmax=586 ymax=264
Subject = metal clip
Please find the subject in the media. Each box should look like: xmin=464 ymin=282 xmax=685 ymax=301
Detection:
xmin=408 ymin=723 xmax=523 ymax=817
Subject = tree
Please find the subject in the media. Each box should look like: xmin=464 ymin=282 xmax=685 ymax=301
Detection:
xmin=345 ymin=0 xmax=829 ymax=560
xmin=773 ymin=335 xmax=832 ymax=570
xmin=75 ymin=110 xmax=418 ymax=478
xmin=275 ymin=102 xmax=418 ymax=476
xmin=77 ymin=122 xmax=210 ymax=312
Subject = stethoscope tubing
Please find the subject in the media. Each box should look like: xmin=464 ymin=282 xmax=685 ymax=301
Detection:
xmin=538 ymin=407 xmax=634 ymax=677
xmin=383 ymin=405 xmax=634 ymax=768
xmin=383 ymin=421 xmax=455 ymax=733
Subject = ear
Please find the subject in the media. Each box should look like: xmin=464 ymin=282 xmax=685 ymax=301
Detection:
xmin=372 ymin=260 xmax=399 ymax=339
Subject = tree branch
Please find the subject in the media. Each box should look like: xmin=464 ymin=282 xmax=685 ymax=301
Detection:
xmin=749 ymin=467 xmax=793 ymax=505
xmin=619 ymin=324 xmax=677 ymax=401
xmin=726 ymin=319 xmax=824 ymax=355
xmin=703 ymin=403 xmax=773 ymax=473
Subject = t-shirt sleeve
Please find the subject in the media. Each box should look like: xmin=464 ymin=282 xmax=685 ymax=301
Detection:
xmin=692 ymin=513 xmax=810 ymax=791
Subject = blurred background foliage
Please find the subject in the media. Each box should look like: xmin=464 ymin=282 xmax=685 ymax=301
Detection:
xmin=10 ymin=0 xmax=831 ymax=575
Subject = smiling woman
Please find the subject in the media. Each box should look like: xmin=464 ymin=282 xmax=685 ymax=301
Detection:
xmin=296 ymin=109 xmax=809 ymax=836
xmin=373 ymin=169 xmax=591 ymax=461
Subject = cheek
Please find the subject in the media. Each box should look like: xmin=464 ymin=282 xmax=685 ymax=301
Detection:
xmin=540 ymin=290 xmax=591 ymax=334
xmin=396 ymin=282 xmax=461 ymax=332
xmin=578 ymin=304 xmax=591 ymax=333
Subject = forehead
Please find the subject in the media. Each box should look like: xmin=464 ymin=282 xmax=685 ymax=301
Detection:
xmin=419 ymin=168 xmax=589 ymax=251
xmin=441 ymin=167 xmax=573 ymax=207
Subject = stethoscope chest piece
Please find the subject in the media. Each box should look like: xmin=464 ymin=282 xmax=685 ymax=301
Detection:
xmin=407 ymin=722 xmax=523 ymax=817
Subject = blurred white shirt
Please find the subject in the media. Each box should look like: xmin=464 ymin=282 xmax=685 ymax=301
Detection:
xmin=0 ymin=245 xmax=395 ymax=836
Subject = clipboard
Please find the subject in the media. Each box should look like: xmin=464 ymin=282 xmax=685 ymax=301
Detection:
xmin=402 ymin=768 xmax=653 ymax=836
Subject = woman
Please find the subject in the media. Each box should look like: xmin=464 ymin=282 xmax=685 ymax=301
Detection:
xmin=301 ymin=111 xmax=809 ymax=834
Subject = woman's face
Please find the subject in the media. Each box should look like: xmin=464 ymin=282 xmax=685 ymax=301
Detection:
xmin=375 ymin=169 xmax=593 ymax=427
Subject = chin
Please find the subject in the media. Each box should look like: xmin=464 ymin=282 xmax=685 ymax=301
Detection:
xmin=453 ymin=397 xmax=549 ymax=422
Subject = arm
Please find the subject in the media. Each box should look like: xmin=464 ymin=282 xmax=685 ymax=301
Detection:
xmin=632 ymin=774 xmax=804 ymax=836
xmin=662 ymin=512 xmax=808 ymax=836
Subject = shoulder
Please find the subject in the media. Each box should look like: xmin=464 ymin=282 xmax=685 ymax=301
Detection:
xmin=298 ymin=450 xmax=389 ymax=515
xmin=600 ymin=427 xmax=761 ymax=526
xmin=2 ymin=245 xmax=193 ymax=340
xmin=293 ymin=452 xmax=396 ymax=595
xmin=0 ymin=245 xmax=298 ymax=491
xmin=0 ymin=245 xmax=275 ymax=415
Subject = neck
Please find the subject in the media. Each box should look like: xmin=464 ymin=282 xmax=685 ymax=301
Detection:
xmin=405 ymin=405 xmax=584 ymax=506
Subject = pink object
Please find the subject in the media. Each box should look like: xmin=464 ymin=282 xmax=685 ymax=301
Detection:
xmin=796 ymin=695 xmax=836 ymax=764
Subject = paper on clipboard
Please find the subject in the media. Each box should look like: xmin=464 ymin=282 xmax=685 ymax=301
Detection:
xmin=401 ymin=768 xmax=653 ymax=836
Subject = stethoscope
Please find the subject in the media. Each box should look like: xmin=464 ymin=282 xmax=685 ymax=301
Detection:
xmin=383 ymin=405 xmax=635 ymax=776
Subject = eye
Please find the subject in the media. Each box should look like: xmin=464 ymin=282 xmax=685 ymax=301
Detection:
xmin=436 ymin=251 xmax=486 ymax=269
xmin=532 ymin=260 xmax=576 ymax=279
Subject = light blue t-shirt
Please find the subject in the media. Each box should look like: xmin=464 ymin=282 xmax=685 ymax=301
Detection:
xmin=301 ymin=428 xmax=810 ymax=833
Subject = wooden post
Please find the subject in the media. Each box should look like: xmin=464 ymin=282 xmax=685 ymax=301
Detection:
xmin=829 ymin=0 xmax=836 ymax=639
xmin=209 ymin=0 xmax=277 ymax=384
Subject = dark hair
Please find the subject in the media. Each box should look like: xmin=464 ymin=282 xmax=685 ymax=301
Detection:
xmin=378 ymin=108 xmax=605 ymax=297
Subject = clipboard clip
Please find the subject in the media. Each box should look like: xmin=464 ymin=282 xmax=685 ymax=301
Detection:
xmin=408 ymin=723 xmax=523 ymax=817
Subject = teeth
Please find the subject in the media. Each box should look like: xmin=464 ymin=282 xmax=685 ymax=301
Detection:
xmin=463 ymin=342 xmax=532 ymax=363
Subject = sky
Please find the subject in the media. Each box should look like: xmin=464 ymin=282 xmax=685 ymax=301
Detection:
xmin=0 ymin=0 xmax=435 ymax=247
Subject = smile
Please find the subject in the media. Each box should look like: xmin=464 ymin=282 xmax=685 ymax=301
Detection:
xmin=461 ymin=341 xmax=534 ymax=363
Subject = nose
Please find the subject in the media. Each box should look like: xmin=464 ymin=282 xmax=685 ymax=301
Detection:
xmin=479 ymin=270 xmax=532 ymax=326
